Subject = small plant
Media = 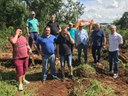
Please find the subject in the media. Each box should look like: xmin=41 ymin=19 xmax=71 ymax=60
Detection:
xmin=73 ymin=64 xmax=96 ymax=78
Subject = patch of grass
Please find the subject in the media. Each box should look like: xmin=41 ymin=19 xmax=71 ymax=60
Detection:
xmin=73 ymin=64 xmax=96 ymax=78
xmin=0 ymin=81 xmax=17 ymax=96
xmin=70 ymin=79 xmax=115 ymax=96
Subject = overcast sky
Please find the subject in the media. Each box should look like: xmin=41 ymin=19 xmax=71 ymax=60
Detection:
xmin=63 ymin=0 xmax=128 ymax=23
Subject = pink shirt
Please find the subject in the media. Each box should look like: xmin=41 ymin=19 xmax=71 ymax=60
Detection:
xmin=9 ymin=35 xmax=29 ymax=59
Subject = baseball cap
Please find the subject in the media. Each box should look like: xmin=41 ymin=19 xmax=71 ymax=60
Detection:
xmin=69 ymin=22 xmax=73 ymax=25
xmin=79 ymin=22 xmax=85 ymax=26
xmin=31 ymin=11 xmax=35 ymax=15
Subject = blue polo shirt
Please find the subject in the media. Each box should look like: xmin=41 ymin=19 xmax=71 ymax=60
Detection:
xmin=26 ymin=18 xmax=39 ymax=32
xmin=91 ymin=29 xmax=105 ymax=47
xmin=36 ymin=35 xmax=56 ymax=55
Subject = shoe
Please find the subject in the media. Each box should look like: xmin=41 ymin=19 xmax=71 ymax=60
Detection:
xmin=41 ymin=80 xmax=46 ymax=84
xmin=113 ymin=73 xmax=118 ymax=79
xmin=18 ymin=84 xmax=23 ymax=91
xmin=23 ymin=80 xmax=30 ymax=85
xmin=52 ymin=75 xmax=60 ymax=80
xmin=61 ymin=75 xmax=65 ymax=82
xmin=108 ymin=70 xmax=113 ymax=75
xmin=70 ymin=75 xmax=75 ymax=80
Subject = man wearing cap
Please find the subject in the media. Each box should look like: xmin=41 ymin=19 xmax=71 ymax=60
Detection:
xmin=26 ymin=11 xmax=39 ymax=48
xmin=91 ymin=23 xmax=106 ymax=65
xmin=68 ymin=22 xmax=76 ymax=53
xmin=47 ymin=15 xmax=60 ymax=36
xmin=75 ymin=22 xmax=89 ymax=64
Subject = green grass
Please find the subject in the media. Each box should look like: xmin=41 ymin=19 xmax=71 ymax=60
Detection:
xmin=0 ymin=66 xmax=42 ymax=96
xmin=70 ymin=78 xmax=115 ymax=96
xmin=73 ymin=64 xmax=96 ymax=78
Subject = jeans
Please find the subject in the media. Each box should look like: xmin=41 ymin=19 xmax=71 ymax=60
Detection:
xmin=109 ymin=51 xmax=119 ymax=74
xmin=29 ymin=32 xmax=38 ymax=48
xmin=60 ymin=54 xmax=72 ymax=67
xmin=42 ymin=54 xmax=57 ymax=80
xmin=92 ymin=46 xmax=102 ymax=63
xmin=77 ymin=43 xmax=88 ymax=63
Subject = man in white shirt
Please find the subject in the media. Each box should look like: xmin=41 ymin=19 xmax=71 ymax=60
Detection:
xmin=108 ymin=25 xmax=123 ymax=79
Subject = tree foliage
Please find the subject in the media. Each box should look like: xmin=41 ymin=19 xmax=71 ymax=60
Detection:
xmin=56 ymin=0 xmax=85 ymax=24
xmin=114 ymin=12 xmax=128 ymax=29
xmin=0 ymin=0 xmax=27 ymax=28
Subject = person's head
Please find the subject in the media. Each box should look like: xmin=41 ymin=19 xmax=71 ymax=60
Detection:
xmin=51 ymin=15 xmax=56 ymax=22
xmin=15 ymin=27 xmax=22 ymax=37
xmin=30 ymin=11 xmax=36 ymax=18
xmin=95 ymin=23 xmax=101 ymax=31
xmin=79 ymin=22 xmax=84 ymax=30
xmin=110 ymin=25 xmax=116 ymax=34
xmin=44 ymin=26 xmax=51 ymax=36
xmin=69 ymin=22 xmax=73 ymax=29
xmin=61 ymin=26 xmax=68 ymax=36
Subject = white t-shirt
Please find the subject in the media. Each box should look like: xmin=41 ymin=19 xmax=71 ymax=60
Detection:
xmin=109 ymin=32 xmax=123 ymax=52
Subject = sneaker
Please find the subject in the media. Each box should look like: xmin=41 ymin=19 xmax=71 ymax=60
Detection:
xmin=23 ymin=80 xmax=30 ymax=85
xmin=113 ymin=73 xmax=118 ymax=79
xmin=108 ymin=70 xmax=113 ymax=75
xmin=18 ymin=84 xmax=23 ymax=91
xmin=52 ymin=75 xmax=60 ymax=80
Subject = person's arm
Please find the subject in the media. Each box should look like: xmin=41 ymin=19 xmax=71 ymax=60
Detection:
xmin=26 ymin=27 xmax=30 ymax=37
xmin=75 ymin=31 xmax=78 ymax=47
xmin=9 ymin=29 xmax=21 ymax=44
xmin=26 ymin=19 xmax=30 ymax=37
xmin=56 ymin=44 xmax=60 ymax=58
xmin=67 ymin=31 xmax=74 ymax=44
xmin=119 ymin=35 xmax=123 ymax=44
xmin=103 ymin=31 xmax=106 ymax=48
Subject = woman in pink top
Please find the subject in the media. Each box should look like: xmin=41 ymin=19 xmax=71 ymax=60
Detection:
xmin=9 ymin=28 xmax=32 ymax=91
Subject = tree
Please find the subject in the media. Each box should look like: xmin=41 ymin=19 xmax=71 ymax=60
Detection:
xmin=0 ymin=0 xmax=27 ymax=28
xmin=114 ymin=12 xmax=128 ymax=29
xmin=56 ymin=0 xmax=85 ymax=24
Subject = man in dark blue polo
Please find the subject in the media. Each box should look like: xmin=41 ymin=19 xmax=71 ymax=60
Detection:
xmin=91 ymin=23 xmax=106 ymax=65
xmin=36 ymin=26 xmax=59 ymax=83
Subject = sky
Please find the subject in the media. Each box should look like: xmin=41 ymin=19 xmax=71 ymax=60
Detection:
xmin=62 ymin=0 xmax=128 ymax=23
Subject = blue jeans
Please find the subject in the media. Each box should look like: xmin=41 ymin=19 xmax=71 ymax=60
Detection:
xmin=42 ymin=54 xmax=57 ymax=80
xmin=29 ymin=32 xmax=38 ymax=48
xmin=60 ymin=54 xmax=72 ymax=67
xmin=77 ymin=43 xmax=88 ymax=63
xmin=109 ymin=51 xmax=119 ymax=74
xmin=92 ymin=46 xmax=102 ymax=63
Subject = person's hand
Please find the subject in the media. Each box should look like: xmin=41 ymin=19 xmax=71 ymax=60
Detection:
xmin=27 ymin=33 xmax=30 ymax=37
xmin=29 ymin=49 xmax=32 ymax=54
xmin=16 ymin=29 xmax=22 ymax=36
xmin=56 ymin=53 xmax=59 ymax=58
xmin=75 ymin=44 xmax=78 ymax=48
xmin=67 ymin=31 xmax=70 ymax=36
xmin=103 ymin=43 xmax=106 ymax=48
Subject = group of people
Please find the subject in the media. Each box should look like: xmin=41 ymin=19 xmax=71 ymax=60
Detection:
xmin=9 ymin=11 xmax=123 ymax=91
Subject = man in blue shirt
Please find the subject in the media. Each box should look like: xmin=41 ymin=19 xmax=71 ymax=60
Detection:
xmin=36 ymin=27 xmax=59 ymax=83
xmin=91 ymin=23 xmax=106 ymax=65
xmin=26 ymin=11 xmax=39 ymax=48
xmin=75 ymin=23 xmax=89 ymax=64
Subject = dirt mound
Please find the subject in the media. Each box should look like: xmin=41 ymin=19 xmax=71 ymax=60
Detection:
xmin=26 ymin=79 xmax=74 ymax=96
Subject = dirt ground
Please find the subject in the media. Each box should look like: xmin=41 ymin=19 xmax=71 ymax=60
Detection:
xmin=1 ymin=48 xmax=128 ymax=96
